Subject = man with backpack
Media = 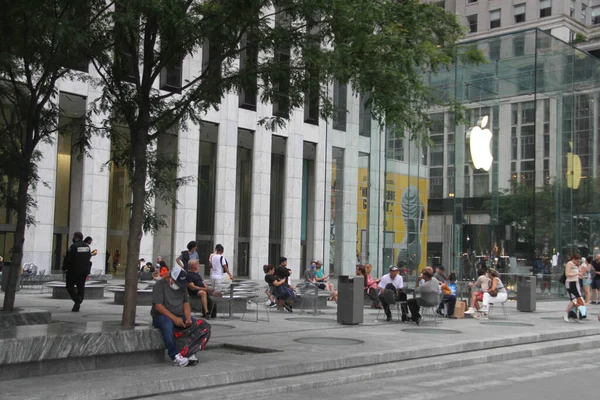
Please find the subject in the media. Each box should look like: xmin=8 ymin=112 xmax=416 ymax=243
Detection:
xmin=210 ymin=244 xmax=233 ymax=290
xmin=176 ymin=241 xmax=199 ymax=271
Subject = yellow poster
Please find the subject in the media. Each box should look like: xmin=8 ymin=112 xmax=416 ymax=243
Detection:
xmin=356 ymin=169 xmax=429 ymax=274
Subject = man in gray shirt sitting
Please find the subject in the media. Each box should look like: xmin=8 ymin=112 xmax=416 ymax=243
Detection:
xmin=151 ymin=266 xmax=195 ymax=367
xmin=407 ymin=268 xmax=441 ymax=325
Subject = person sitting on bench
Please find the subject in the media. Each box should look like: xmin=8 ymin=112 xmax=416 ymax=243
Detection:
xmin=151 ymin=266 xmax=195 ymax=367
xmin=186 ymin=259 xmax=218 ymax=319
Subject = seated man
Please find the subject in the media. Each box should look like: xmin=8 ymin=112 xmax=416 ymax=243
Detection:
xmin=407 ymin=269 xmax=441 ymax=324
xmin=151 ymin=266 xmax=196 ymax=367
xmin=186 ymin=259 xmax=217 ymax=319
xmin=378 ymin=266 xmax=408 ymax=322
xmin=438 ymin=282 xmax=457 ymax=319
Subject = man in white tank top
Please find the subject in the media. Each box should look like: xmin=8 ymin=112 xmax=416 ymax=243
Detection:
xmin=210 ymin=244 xmax=233 ymax=290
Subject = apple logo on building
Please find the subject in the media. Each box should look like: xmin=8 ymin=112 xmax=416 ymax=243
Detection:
xmin=466 ymin=115 xmax=493 ymax=172
xmin=566 ymin=141 xmax=581 ymax=189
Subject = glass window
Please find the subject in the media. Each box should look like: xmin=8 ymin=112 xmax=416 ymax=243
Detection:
xmin=515 ymin=4 xmax=526 ymax=23
xmin=593 ymin=6 xmax=600 ymax=24
xmin=429 ymin=168 xmax=443 ymax=199
xmin=540 ymin=0 xmax=552 ymax=18
xmin=333 ymin=80 xmax=347 ymax=131
xmin=467 ymin=15 xmax=477 ymax=33
xmin=571 ymin=1 xmax=576 ymax=17
xmin=473 ymin=171 xmax=489 ymax=197
xmin=521 ymin=101 xmax=535 ymax=124
xmin=489 ymin=40 xmax=500 ymax=60
xmin=467 ymin=0 xmax=477 ymax=4
xmin=359 ymin=94 xmax=371 ymax=137
xmin=582 ymin=4 xmax=588 ymax=23
xmin=513 ymin=35 xmax=525 ymax=57
xmin=490 ymin=9 xmax=501 ymax=29
xmin=435 ymin=1 xmax=445 ymax=9
xmin=543 ymin=134 xmax=550 ymax=158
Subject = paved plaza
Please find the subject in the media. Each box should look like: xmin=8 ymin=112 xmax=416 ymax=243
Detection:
xmin=1 ymin=279 xmax=600 ymax=399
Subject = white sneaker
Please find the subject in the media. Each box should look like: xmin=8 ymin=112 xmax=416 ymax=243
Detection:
xmin=188 ymin=355 xmax=198 ymax=361
xmin=474 ymin=312 xmax=488 ymax=320
xmin=464 ymin=307 xmax=476 ymax=315
xmin=563 ymin=314 xmax=570 ymax=323
xmin=173 ymin=354 xmax=189 ymax=367
xmin=480 ymin=305 xmax=488 ymax=312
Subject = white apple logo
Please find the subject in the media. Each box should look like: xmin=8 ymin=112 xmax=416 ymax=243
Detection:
xmin=466 ymin=115 xmax=493 ymax=171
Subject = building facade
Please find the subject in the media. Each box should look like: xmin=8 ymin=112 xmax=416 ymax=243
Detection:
xmin=2 ymin=3 xmax=599 ymax=287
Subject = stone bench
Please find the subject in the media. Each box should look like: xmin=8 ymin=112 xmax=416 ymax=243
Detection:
xmin=295 ymin=291 xmax=331 ymax=309
xmin=0 ymin=321 xmax=165 ymax=381
xmin=0 ymin=309 xmax=52 ymax=328
xmin=44 ymin=281 xmax=107 ymax=299
xmin=189 ymin=294 xmax=249 ymax=315
xmin=107 ymin=284 xmax=155 ymax=306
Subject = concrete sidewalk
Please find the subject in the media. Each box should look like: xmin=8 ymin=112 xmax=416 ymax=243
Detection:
xmin=1 ymin=284 xmax=600 ymax=400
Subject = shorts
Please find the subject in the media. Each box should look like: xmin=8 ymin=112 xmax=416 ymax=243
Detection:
xmin=591 ymin=279 xmax=600 ymax=290
xmin=566 ymin=281 xmax=582 ymax=301
xmin=317 ymin=283 xmax=326 ymax=290
xmin=474 ymin=292 xmax=484 ymax=302
xmin=583 ymin=278 xmax=592 ymax=286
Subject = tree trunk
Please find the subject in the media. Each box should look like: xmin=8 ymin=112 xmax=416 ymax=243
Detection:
xmin=121 ymin=126 xmax=149 ymax=328
xmin=2 ymin=168 xmax=30 ymax=311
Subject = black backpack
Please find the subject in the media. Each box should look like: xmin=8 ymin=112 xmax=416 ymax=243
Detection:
xmin=180 ymin=250 xmax=191 ymax=271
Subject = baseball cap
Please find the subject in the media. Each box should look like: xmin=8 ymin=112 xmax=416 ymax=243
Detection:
xmin=438 ymin=266 xmax=445 ymax=271
xmin=389 ymin=266 xmax=399 ymax=271
xmin=170 ymin=266 xmax=188 ymax=288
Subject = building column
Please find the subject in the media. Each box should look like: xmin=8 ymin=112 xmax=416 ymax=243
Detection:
xmin=311 ymin=134 xmax=330 ymax=273
xmin=249 ymin=126 xmax=271 ymax=279
xmin=281 ymin=131 xmax=303 ymax=278
xmin=78 ymin=99 xmax=110 ymax=274
xmin=22 ymin=136 xmax=58 ymax=274
xmin=213 ymin=96 xmax=238 ymax=263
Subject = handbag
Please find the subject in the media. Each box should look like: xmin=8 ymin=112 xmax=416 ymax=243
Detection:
xmin=489 ymin=288 xmax=498 ymax=297
xmin=559 ymin=273 xmax=566 ymax=285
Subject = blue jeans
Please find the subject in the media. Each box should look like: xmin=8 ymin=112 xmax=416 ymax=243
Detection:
xmin=152 ymin=315 xmax=178 ymax=359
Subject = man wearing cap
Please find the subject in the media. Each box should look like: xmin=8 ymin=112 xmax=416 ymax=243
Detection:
xmin=151 ymin=266 xmax=196 ymax=367
xmin=434 ymin=266 xmax=447 ymax=283
xmin=378 ymin=266 xmax=408 ymax=322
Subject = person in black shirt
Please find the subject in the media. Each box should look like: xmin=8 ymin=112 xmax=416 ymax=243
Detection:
xmin=186 ymin=259 xmax=216 ymax=318
xmin=62 ymin=231 xmax=92 ymax=312
xmin=590 ymin=254 xmax=600 ymax=304
xmin=264 ymin=264 xmax=292 ymax=311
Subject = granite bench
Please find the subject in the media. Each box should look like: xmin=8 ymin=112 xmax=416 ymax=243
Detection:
xmin=295 ymin=291 xmax=330 ymax=309
xmin=0 ymin=321 xmax=165 ymax=381
xmin=0 ymin=309 xmax=52 ymax=328
xmin=107 ymin=284 xmax=155 ymax=306
xmin=190 ymin=294 xmax=249 ymax=315
xmin=44 ymin=281 xmax=107 ymax=299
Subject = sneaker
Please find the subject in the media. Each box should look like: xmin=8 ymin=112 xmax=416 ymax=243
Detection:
xmin=71 ymin=303 xmax=80 ymax=312
xmin=386 ymin=313 xmax=392 ymax=322
xmin=479 ymin=305 xmax=488 ymax=312
xmin=173 ymin=354 xmax=189 ymax=367
xmin=436 ymin=309 xmax=444 ymax=317
xmin=269 ymin=302 xmax=278 ymax=308
xmin=283 ymin=303 xmax=293 ymax=313
xmin=563 ymin=314 xmax=570 ymax=323
xmin=464 ymin=307 xmax=476 ymax=315
xmin=474 ymin=312 xmax=488 ymax=320
xmin=187 ymin=354 xmax=199 ymax=366
xmin=415 ymin=316 xmax=422 ymax=325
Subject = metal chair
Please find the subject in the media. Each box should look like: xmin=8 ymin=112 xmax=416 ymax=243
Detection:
xmin=376 ymin=290 xmax=406 ymax=322
xmin=241 ymin=285 xmax=271 ymax=322
xmin=297 ymin=283 xmax=323 ymax=315
xmin=416 ymin=292 xmax=443 ymax=326
xmin=487 ymin=298 xmax=509 ymax=319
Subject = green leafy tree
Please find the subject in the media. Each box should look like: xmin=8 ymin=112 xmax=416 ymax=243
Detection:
xmin=0 ymin=0 xmax=109 ymax=311
xmin=87 ymin=0 xmax=479 ymax=327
